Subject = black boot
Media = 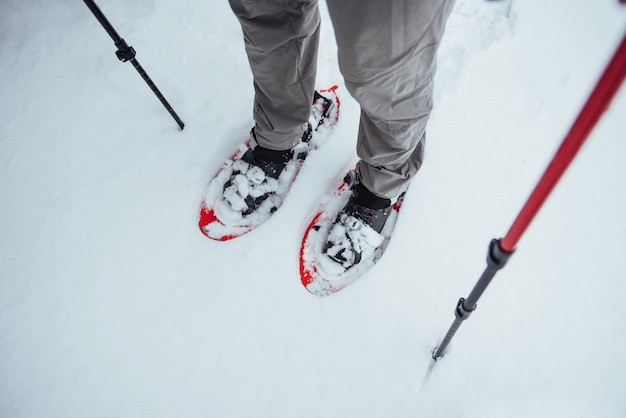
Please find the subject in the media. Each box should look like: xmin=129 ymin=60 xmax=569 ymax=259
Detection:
xmin=223 ymin=125 xmax=311 ymax=215
xmin=323 ymin=175 xmax=392 ymax=269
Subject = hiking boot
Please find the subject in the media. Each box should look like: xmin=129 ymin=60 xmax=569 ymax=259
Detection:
xmin=222 ymin=125 xmax=311 ymax=215
xmin=323 ymin=176 xmax=392 ymax=269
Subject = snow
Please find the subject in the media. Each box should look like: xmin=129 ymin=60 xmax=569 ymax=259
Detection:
xmin=1 ymin=0 xmax=625 ymax=417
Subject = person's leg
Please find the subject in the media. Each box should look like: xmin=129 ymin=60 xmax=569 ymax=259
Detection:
xmin=228 ymin=0 xmax=320 ymax=151
xmin=326 ymin=0 xmax=456 ymax=199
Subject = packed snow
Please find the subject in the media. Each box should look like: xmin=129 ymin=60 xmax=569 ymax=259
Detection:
xmin=1 ymin=0 xmax=626 ymax=417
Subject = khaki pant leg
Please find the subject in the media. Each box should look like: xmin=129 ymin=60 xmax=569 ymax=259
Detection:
xmin=326 ymin=0 xmax=455 ymax=198
xmin=229 ymin=0 xmax=321 ymax=150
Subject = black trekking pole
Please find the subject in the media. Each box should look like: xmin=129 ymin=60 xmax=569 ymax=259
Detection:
xmin=432 ymin=30 xmax=626 ymax=361
xmin=83 ymin=0 xmax=185 ymax=130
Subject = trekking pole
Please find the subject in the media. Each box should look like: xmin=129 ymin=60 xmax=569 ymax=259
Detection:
xmin=83 ymin=0 xmax=185 ymax=130
xmin=432 ymin=30 xmax=626 ymax=361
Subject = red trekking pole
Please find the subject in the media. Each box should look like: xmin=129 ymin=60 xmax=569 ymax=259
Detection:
xmin=432 ymin=30 xmax=626 ymax=360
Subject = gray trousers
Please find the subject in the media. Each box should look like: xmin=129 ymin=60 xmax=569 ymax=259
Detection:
xmin=228 ymin=0 xmax=455 ymax=199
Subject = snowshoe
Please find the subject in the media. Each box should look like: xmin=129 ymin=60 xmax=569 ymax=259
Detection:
xmin=199 ymin=86 xmax=340 ymax=241
xmin=300 ymin=168 xmax=405 ymax=296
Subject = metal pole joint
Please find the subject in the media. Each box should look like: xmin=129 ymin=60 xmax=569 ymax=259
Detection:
xmin=455 ymin=298 xmax=474 ymax=320
xmin=487 ymin=239 xmax=513 ymax=270
xmin=114 ymin=39 xmax=136 ymax=62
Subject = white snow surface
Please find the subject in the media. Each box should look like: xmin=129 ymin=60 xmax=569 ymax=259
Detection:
xmin=1 ymin=1 xmax=626 ymax=417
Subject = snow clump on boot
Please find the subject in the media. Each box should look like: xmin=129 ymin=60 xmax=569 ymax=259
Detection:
xmin=323 ymin=212 xmax=384 ymax=270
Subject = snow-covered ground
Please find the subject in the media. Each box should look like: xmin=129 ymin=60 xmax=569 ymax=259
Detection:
xmin=1 ymin=0 xmax=625 ymax=417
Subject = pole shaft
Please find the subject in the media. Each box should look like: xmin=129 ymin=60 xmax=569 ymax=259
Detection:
xmin=83 ymin=0 xmax=185 ymax=130
xmin=433 ymin=240 xmax=511 ymax=359
xmin=500 ymin=32 xmax=626 ymax=252
xmin=83 ymin=0 xmax=123 ymax=43
xmin=433 ymin=30 xmax=626 ymax=361
xmin=434 ymin=267 xmax=499 ymax=359
xmin=434 ymin=318 xmax=463 ymax=359
xmin=130 ymin=59 xmax=185 ymax=129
